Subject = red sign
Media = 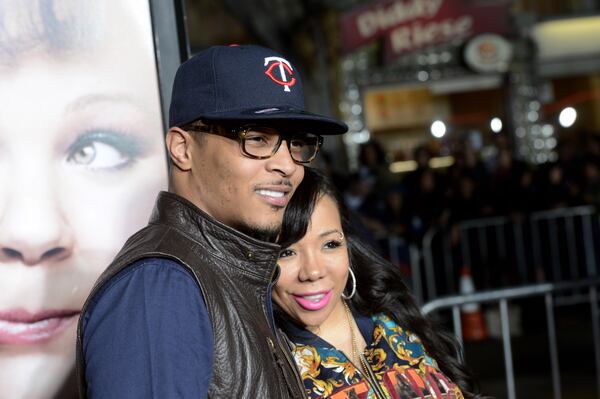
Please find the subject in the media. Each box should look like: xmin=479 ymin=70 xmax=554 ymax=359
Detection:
xmin=341 ymin=0 xmax=511 ymax=58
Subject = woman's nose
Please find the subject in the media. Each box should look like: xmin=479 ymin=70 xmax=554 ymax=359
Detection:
xmin=298 ymin=252 xmax=327 ymax=282
xmin=0 ymin=194 xmax=74 ymax=266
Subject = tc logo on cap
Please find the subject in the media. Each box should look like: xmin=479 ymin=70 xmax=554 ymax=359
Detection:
xmin=264 ymin=57 xmax=296 ymax=92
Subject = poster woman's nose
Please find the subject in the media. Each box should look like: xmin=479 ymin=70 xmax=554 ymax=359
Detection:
xmin=0 ymin=195 xmax=74 ymax=266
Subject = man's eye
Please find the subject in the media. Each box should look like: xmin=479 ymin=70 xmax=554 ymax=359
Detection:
xmin=66 ymin=130 xmax=144 ymax=171
xmin=245 ymin=135 xmax=271 ymax=145
xmin=289 ymin=139 xmax=306 ymax=148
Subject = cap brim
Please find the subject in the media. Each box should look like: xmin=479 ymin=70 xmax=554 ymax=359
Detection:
xmin=199 ymin=107 xmax=348 ymax=135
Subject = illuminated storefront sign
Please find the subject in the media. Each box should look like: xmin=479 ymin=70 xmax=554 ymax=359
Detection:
xmin=341 ymin=0 xmax=511 ymax=58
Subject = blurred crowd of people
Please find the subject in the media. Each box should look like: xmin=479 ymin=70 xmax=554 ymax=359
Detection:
xmin=324 ymin=132 xmax=600 ymax=244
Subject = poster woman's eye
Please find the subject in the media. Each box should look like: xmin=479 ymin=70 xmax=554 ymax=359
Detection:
xmin=70 ymin=142 xmax=124 ymax=167
xmin=67 ymin=130 xmax=145 ymax=170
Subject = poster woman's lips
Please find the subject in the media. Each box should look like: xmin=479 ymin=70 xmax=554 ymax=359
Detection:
xmin=0 ymin=308 xmax=80 ymax=345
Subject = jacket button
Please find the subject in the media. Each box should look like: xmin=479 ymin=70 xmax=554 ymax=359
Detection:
xmin=246 ymin=251 xmax=255 ymax=260
xmin=266 ymin=337 xmax=275 ymax=349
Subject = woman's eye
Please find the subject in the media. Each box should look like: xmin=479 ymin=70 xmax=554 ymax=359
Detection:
xmin=69 ymin=142 xmax=126 ymax=168
xmin=67 ymin=131 xmax=144 ymax=170
xmin=324 ymin=240 xmax=342 ymax=250
xmin=279 ymin=249 xmax=295 ymax=258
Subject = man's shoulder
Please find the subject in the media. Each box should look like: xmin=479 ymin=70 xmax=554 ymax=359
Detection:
xmin=85 ymin=257 xmax=201 ymax=315
xmin=121 ymin=256 xmax=190 ymax=274
xmin=82 ymin=257 xmax=209 ymax=338
xmin=80 ymin=256 xmax=215 ymax=398
xmin=104 ymin=257 xmax=195 ymax=292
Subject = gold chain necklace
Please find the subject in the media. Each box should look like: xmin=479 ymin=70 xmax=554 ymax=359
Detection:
xmin=343 ymin=301 xmax=368 ymax=374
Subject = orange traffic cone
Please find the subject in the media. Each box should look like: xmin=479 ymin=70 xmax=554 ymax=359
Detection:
xmin=459 ymin=267 xmax=487 ymax=342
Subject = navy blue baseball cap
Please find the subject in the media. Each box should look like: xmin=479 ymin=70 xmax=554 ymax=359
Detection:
xmin=168 ymin=44 xmax=347 ymax=135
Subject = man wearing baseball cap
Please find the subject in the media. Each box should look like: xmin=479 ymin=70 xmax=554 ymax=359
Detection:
xmin=76 ymin=44 xmax=347 ymax=398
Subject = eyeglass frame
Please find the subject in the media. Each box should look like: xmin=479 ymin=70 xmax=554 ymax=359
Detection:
xmin=185 ymin=123 xmax=324 ymax=164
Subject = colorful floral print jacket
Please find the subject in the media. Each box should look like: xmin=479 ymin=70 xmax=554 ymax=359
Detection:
xmin=280 ymin=312 xmax=464 ymax=399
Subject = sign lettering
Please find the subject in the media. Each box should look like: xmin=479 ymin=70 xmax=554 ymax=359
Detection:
xmin=341 ymin=0 xmax=510 ymax=58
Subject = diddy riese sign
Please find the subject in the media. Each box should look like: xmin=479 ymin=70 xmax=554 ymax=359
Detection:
xmin=341 ymin=0 xmax=511 ymax=59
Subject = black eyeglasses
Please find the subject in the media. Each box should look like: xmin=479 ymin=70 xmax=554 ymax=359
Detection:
xmin=188 ymin=124 xmax=323 ymax=164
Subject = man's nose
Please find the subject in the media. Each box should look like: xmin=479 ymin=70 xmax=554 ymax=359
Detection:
xmin=0 ymin=190 xmax=74 ymax=266
xmin=265 ymin=139 xmax=300 ymax=177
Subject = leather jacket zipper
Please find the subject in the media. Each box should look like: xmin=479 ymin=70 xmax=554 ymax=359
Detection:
xmin=265 ymin=267 xmax=279 ymax=332
xmin=277 ymin=337 xmax=309 ymax=399
xmin=266 ymin=266 xmax=307 ymax=398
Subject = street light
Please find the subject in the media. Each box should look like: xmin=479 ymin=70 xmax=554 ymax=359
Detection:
xmin=559 ymin=107 xmax=577 ymax=128
xmin=490 ymin=117 xmax=503 ymax=133
xmin=430 ymin=120 xmax=446 ymax=138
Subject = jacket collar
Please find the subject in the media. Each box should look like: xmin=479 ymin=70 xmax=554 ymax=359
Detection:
xmin=150 ymin=191 xmax=281 ymax=283
xmin=276 ymin=305 xmax=375 ymax=347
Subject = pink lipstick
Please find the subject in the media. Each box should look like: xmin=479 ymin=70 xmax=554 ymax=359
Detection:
xmin=293 ymin=290 xmax=333 ymax=311
xmin=0 ymin=308 xmax=80 ymax=345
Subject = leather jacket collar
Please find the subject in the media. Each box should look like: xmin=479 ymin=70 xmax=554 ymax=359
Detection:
xmin=150 ymin=191 xmax=281 ymax=283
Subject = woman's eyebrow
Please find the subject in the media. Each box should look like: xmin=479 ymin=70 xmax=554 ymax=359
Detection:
xmin=319 ymin=229 xmax=342 ymax=238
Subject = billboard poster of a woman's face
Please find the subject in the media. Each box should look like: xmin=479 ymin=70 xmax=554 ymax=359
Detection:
xmin=0 ymin=1 xmax=170 ymax=397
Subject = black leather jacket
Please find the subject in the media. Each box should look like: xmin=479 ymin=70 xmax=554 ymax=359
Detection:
xmin=76 ymin=191 xmax=306 ymax=398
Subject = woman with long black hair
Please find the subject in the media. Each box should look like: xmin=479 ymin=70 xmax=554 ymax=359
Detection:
xmin=274 ymin=167 xmax=482 ymax=398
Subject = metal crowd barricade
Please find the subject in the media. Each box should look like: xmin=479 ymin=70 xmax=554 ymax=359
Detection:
xmin=421 ymin=277 xmax=600 ymax=399
xmin=378 ymin=234 xmax=424 ymax=303
xmin=410 ymin=206 xmax=599 ymax=302
xmin=530 ymin=206 xmax=598 ymax=282
xmin=422 ymin=227 xmax=447 ymax=302
xmin=382 ymin=227 xmax=453 ymax=304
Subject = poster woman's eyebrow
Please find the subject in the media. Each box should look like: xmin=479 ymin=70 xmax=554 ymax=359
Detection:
xmin=66 ymin=93 xmax=150 ymax=113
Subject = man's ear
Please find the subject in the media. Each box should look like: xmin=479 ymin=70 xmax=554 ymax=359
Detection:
xmin=165 ymin=127 xmax=194 ymax=171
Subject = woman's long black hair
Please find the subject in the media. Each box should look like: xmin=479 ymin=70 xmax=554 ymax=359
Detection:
xmin=278 ymin=167 xmax=483 ymax=398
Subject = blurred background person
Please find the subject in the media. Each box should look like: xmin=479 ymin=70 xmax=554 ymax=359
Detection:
xmin=0 ymin=1 xmax=168 ymax=397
